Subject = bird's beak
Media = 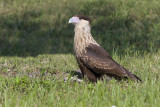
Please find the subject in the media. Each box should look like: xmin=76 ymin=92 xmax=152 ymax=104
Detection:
xmin=68 ymin=18 xmax=73 ymax=24
xmin=68 ymin=17 xmax=80 ymax=24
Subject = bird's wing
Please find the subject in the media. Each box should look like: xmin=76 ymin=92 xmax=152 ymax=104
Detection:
xmin=80 ymin=43 xmax=129 ymax=77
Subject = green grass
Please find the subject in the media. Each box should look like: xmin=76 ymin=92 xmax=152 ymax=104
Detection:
xmin=0 ymin=0 xmax=160 ymax=106
xmin=0 ymin=0 xmax=160 ymax=56
xmin=0 ymin=52 xmax=160 ymax=107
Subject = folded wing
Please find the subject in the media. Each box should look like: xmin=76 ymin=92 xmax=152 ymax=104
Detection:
xmin=80 ymin=43 xmax=141 ymax=81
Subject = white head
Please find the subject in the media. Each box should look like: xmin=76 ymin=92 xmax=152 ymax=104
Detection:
xmin=68 ymin=15 xmax=91 ymax=29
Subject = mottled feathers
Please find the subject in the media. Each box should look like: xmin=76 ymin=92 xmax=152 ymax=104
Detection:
xmin=80 ymin=43 xmax=142 ymax=82
xmin=69 ymin=15 xmax=142 ymax=83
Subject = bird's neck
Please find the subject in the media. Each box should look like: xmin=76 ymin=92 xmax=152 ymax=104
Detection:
xmin=74 ymin=26 xmax=99 ymax=57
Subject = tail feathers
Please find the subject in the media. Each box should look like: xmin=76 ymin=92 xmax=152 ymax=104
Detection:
xmin=129 ymin=73 xmax=142 ymax=82
xmin=122 ymin=67 xmax=142 ymax=82
xmin=133 ymin=74 xmax=142 ymax=82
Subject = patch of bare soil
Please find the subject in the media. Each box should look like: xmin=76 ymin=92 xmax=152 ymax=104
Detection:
xmin=0 ymin=68 xmax=83 ymax=81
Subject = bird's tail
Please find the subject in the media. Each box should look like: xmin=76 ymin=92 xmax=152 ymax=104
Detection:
xmin=128 ymin=72 xmax=142 ymax=82
xmin=133 ymin=74 xmax=142 ymax=82
xmin=122 ymin=67 xmax=142 ymax=82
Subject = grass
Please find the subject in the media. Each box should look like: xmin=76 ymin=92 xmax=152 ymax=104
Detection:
xmin=0 ymin=52 xmax=160 ymax=106
xmin=0 ymin=0 xmax=160 ymax=56
xmin=0 ymin=0 xmax=160 ymax=106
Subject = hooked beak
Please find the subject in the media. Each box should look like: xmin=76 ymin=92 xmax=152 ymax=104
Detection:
xmin=68 ymin=18 xmax=73 ymax=23
xmin=68 ymin=17 xmax=80 ymax=24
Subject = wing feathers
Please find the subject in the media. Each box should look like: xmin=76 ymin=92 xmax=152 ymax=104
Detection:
xmin=80 ymin=43 xmax=140 ymax=81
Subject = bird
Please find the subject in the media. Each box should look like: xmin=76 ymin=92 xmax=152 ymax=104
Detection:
xmin=68 ymin=15 xmax=142 ymax=83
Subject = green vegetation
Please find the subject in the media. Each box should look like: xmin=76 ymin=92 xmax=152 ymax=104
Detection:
xmin=0 ymin=0 xmax=160 ymax=56
xmin=0 ymin=53 xmax=160 ymax=107
xmin=0 ymin=0 xmax=160 ymax=106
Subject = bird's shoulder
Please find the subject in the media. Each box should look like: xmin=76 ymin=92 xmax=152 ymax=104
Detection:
xmin=84 ymin=43 xmax=111 ymax=59
xmin=80 ymin=43 xmax=117 ymax=70
xmin=80 ymin=43 xmax=128 ymax=75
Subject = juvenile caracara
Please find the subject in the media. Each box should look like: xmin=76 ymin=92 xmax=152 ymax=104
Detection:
xmin=68 ymin=15 xmax=142 ymax=83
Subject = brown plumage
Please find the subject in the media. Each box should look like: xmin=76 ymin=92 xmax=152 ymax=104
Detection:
xmin=69 ymin=15 xmax=142 ymax=83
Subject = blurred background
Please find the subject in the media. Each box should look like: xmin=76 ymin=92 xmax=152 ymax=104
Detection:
xmin=0 ymin=0 xmax=160 ymax=57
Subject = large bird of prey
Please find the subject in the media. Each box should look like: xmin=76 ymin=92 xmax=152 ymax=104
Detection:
xmin=68 ymin=15 xmax=142 ymax=83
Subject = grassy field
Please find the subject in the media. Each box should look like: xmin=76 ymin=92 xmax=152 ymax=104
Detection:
xmin=0 ymin=53 xmax=160 ymax=107
xmin=0 ymin=0 xmax=160 ymax=106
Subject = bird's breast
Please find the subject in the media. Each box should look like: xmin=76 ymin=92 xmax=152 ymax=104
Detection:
xmin=74 ymin=27 xmax=99 ymax=58
xmin=74 ymin=29 xmax=88 ymax=57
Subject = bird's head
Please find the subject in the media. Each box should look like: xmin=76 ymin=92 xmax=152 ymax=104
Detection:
xmin=68 ymin=15 xmax=91 ymax=28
